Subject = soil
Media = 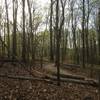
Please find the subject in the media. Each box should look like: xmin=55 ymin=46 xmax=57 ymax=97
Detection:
xmin=0 ymin=62 xmax=99 ymax=100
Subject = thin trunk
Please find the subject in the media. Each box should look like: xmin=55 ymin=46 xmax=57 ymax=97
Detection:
xmin=27 ymin=0 xmax=35 ymax=62
xmin=55 ymin=0 xmax=60 ymax=86
xmin=12 ymin=0 xmax=18 ymax=59
xmin=50 ymin=0 xmax=54 ymax=61
xmin=71 ymin=3 xmax=77 ymax=64
xmin=85 ymin=0 xmax=89 ymax=63
xmin=55 ymin=0 xmax=66 ymax=86
xmin=3 ymin=23 xmax=6 ymax=56
xmin=60 ymin=0 xmax=66 ymax=63
xmin=22 ymin=0 xmax=26 ymax=62
xmin=61 ymin=28 xmax=65 ymax=63
xmin=40 ymin=32 xmax=45 ymax=68
xmin=5 ymin=0 xmax=10 ymax=58
xmin=82 ymin=0 xmax=85 ymax=68
xmin=98 ymin=8 xmax=100 ymax=57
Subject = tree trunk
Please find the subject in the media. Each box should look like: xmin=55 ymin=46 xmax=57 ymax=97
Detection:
xmin=82 ymin=0 xmax=85 ymax=68
xmin=50 ymin=0 xmax=54 ymax=61
xmin=98 ymin=8 xmax=100 ymax=61
xmin=12 ymin=0 xmax=18 ymax=59
xmin=55 ymin=0 xmax=60 ymax=86
xmin=5 ymin=0 xmax=10 ymax=58
xmin=85 ymin=0 xmax=89 ymax=63
xmin=22 ymin=0 xmax=26 ymax=62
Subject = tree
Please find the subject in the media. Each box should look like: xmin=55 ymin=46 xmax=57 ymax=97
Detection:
xmin=82 ymin=0 xmax=85 ymax=68
xmin=55 ymin=0 xmax=60 ymax=86
xmin=27 ymin=0 xmax=34 ymax=61
xmin=50 ymin=0 xmax=54 ymax=61
xmin=70 ymin=0 xmax=78 ymax=64
xmin=22 ymin=0 xmax=26 ymax=62
xmin=12 ymin=0 xmax=18 ymax=59
xmin=5 ymin=0 xmax=10 ymax=58
xmin=85 ymin=0 xmax=90 ymax=63
xmin=98 ymin=8 xmax=100 ymax=57
xmin=55 ymin=0 xmax=66 ymax=85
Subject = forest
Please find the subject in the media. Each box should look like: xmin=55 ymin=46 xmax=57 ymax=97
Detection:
xmin=0 ymin=0 xmax=100 ymax=99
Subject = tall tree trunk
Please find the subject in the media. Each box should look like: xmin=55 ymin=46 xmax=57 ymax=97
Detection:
xmin=12 ymin=0 xmax=18 ymax=59
xmin=55 ymin=0 xmax=60 ymax=86
xmin=70 ymin=1 xmax=77 ymax=64
xmin=82 ymin=0 xmax=85 ymax=68
xmin=3 ymin=23 xmax=6 ymax=56
xmin=85 ymin=0 xmax=89 ymax=63
xmin=60 ymin=0 xmax=66 ymax=64
xmin=55 ymin=0 xmax=66 ymax=86
xmin=22 ymin=0 xmax=26 ymax=62
xmin=50 ymin=0 xmax=54 ymax=61
xmin=5 ymin=0 xmax=10 ymax=58
xmin=61 ymin=28 xmax=65 ymax=64
xmin=98 ymin=8 xmax=100 ymax=58
xmin=27 ymin=0 xmax=35 ymax=62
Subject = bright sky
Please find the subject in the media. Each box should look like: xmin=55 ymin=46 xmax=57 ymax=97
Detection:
xmin=36 ymin=0 xmax=50 ymax=6
xmin=0 ymin=0 xmax=50 ymax=33
xmin=0 ymin=0 xmax=50 ymax=30
xmin=0 ymin=0 xmax=50 ymax=19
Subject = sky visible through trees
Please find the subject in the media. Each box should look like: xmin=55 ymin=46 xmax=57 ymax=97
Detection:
xmin=0 ymin=0 xmax=49 ymax=31
xmin=0 ymin=0 xmax=100 ymax=99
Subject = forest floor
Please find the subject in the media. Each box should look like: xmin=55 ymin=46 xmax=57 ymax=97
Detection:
xmin=0 ymin=62 xmax=99 ymax=100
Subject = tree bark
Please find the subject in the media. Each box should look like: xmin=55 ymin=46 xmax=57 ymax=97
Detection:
xmin=55 ymin=0 xmax=60 ymax=86
xmin=98 ymin=8 xmax=100 ymax=58
xmin=12 ymin=0 xmax=18 ymax=59
xmin=22 ymin=0 xmax=26 ymax=62
xmin=82 ymin=0 xmax=85 ymax=68
xmin=50 ymin=0 xmax=54 ymax=61
xmin=5 ymin=0 xmax=10 ymax=58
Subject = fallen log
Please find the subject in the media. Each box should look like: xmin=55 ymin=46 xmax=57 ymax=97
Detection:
xmin=52 ymin=73 xmax=85 ymax=80
xmin=46 ymin=75 xmax=98 ymax=87
xmin=28 ymin=69 xmax=97 ymax=86
xmin=0 ymin=74 xmax=50 ymax=81
xmin=62 ymin=64 xmax=100 ymax=71
xmin=62 ymin=64 xmax=81 ymax=68
xmin=35 ymin=59 xmax=49 ymax=63
xmin=0 ymin=74 xmax=98 ymax=87
xmin=0 ymin=59 xmax=21 ymax=62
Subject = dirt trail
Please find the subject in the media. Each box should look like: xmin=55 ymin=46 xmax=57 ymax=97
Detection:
xmin=43 ymin=63 xmax=97 ymax=82
xmin=44 ymin=63 xmax=83 ymax=77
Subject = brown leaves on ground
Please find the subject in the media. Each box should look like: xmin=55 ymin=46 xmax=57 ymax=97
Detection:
xmin=0 ymin=63 xmax=99 ymax=100
xmin=0 ymin=78 xmax=98 ymax=100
